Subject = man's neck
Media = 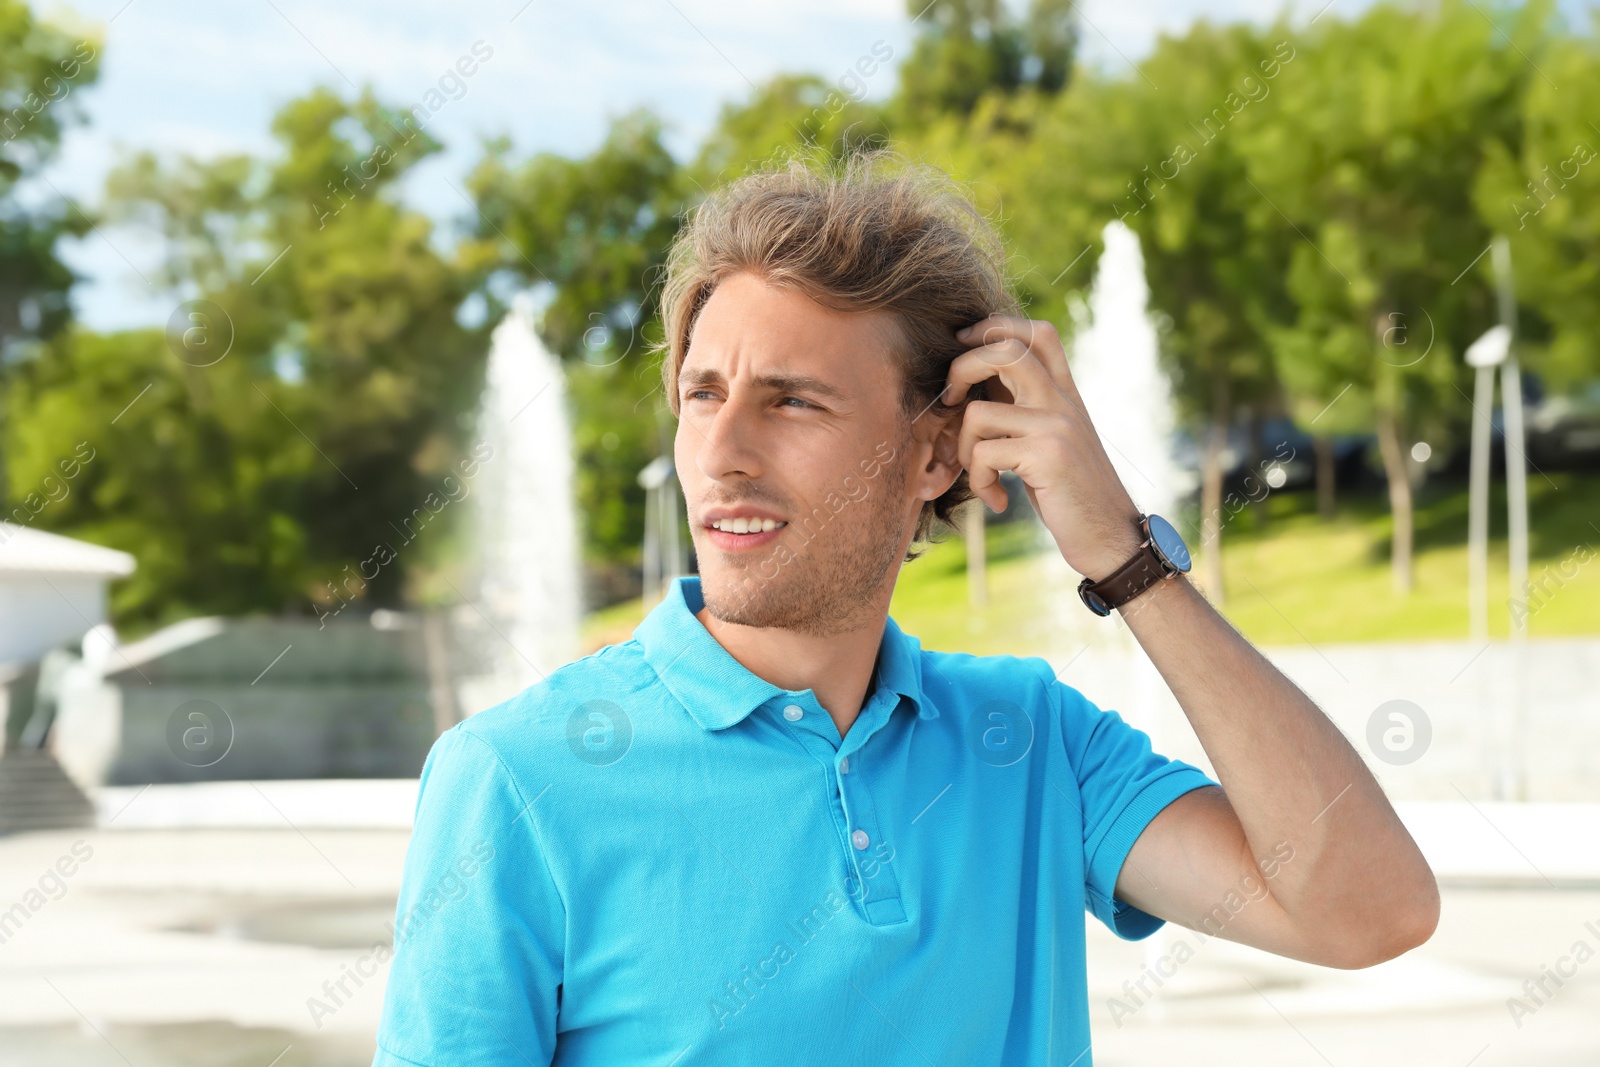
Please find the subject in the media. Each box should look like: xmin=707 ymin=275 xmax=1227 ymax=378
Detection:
xmin=695 ymin=605 xmax=888 ymax=739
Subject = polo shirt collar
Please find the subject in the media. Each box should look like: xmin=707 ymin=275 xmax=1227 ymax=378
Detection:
xmin=635 ymin=576 xmax=936 ymax=731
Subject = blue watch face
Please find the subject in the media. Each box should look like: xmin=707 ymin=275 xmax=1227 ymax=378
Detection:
xmin=1146 ymin=514 xmax=1191 ymax=574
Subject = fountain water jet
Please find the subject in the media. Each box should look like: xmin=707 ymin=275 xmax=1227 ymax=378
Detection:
xmin=1065 ymin=220 xmax=1186 ymax=521
xmin=465 ymin=295 xmax=582 ymax=709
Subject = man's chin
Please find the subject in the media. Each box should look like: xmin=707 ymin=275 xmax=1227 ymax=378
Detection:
xmin=698 ymin=568 xmax=790 ymax=629
xmin=698 ymin=567 xmax=884 ymax=638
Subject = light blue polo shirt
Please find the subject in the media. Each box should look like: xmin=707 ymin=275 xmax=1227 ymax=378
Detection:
xmin=373 ymin=575 xmax=1216 ymax=1066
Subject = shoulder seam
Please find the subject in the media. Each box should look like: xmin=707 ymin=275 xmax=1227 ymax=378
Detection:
xmin=453 ymin=727 xmax=572 ymax=932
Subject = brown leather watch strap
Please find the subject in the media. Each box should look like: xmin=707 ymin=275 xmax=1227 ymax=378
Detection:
xmin=1082 ymin=543 xmax=1165 ymax=614
xmin=1077 ymin=514 xmax=1181 ymax=616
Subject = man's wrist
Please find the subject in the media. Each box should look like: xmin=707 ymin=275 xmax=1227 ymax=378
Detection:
xmin=1077 ymin=518 xmax=1145 ymax=581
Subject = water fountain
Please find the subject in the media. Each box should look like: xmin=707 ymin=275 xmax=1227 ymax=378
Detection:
xmin=462 ymin=294 xmax=582 ymax=712
xmin=1046 ymin=220 xmax=1186 ymax=646
xmin=1065 ymin=220 xmax=1186 ymax=521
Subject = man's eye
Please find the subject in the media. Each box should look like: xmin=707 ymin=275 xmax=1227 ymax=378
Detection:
xmin=780 ymin=396 xmax=813 ymax=409
xmin=684 ymin=389 xmax=716 ymax=402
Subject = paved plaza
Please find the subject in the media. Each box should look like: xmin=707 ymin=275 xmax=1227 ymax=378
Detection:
xmin=1 ymin=819 xmax=1596 ymax=1066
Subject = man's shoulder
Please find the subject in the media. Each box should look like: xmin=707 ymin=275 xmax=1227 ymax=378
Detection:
xmin=915 ymin=644 xmax=1080 ymax=713
xmin=446 ymin=638 xmax=657 ymax=767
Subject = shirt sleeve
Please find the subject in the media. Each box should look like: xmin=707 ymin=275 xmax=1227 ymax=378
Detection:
xmin=373 ymin=724 xmax=566 ymax=1066
xmin=1049 ymin=673 xmax=1217 ymax=941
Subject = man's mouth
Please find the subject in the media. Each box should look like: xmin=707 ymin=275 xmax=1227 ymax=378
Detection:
xmin=703 ymin=511 xmax=788 ymax=550
xmin=708 ymin=517 xmax=786 ymax=533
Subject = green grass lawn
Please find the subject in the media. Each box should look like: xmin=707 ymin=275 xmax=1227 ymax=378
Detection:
xmin=1212 ymin=470 xmax=1598 ymax=646
xmin=581 ymin=473 xmax=1600 ymax=655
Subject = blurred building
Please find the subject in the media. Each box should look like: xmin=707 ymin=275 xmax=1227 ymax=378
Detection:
xmin=99 ymin=616 xmax=437 ymax=786
xmin=0 ymin=523 xmax=134 ymax=834
xmin=0 ymin=522 xmax=133 ymax=667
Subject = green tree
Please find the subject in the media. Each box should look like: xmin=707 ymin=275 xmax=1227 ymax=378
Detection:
xmin=8 ymin=87 xmax=482 ymax=627
xmin=893 ymin=0 xmax=1076 ymax=131
xmin=1105 ymin=24 xmax=1295 ymax=598
xmin=0 ymin=2 xmax=101 ymax=497
xmin=1246 ymin=0 xmax=1532 ymax=591
xmin=6 ymin=327 xmax=315 ymax=622
xmin=691 ymin=73 xmax=892 ymax=186
xmin=1474 ymin=23 xmax=1600 ymax=391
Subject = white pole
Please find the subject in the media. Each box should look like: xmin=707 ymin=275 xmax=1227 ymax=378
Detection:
xmin=1492 ymin=236 xmax=1529 ymax=801
xmin=1493 ymin=237 xmax=1529 ymax=628
xmin=1467 ymin=363 xmax=1494 ymax=644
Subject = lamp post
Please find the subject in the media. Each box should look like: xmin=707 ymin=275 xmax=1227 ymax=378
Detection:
xmin=1492 ymin=236 xmax=1530 ymax=645
xmin=1463 ymin=235 xmax=1529 ymax=800
xmin=1464 ymin=323 xmax=1509 ymax=644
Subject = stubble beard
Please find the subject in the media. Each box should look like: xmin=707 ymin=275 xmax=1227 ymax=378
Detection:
xmin=699 ymin=445 xmax=912 ymax=637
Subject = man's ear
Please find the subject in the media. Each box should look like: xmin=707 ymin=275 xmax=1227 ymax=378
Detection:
xmin=911 ymin=405 xmax=964 ymax=501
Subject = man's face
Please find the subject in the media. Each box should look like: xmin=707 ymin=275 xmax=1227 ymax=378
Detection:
xmin=674 ymin=271 xmax=948 ymax=635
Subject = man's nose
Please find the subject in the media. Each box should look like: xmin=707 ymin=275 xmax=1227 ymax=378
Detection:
xmin=694 ymin=397 xmax=764 ymax=482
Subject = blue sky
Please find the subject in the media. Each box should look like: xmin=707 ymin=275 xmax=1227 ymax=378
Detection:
xmin=33 ymin=0 xmax=1344 ymax=330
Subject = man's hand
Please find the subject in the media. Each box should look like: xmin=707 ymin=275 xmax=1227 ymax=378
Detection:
xmin=943 ymin=314 xmax=1142 ymax=579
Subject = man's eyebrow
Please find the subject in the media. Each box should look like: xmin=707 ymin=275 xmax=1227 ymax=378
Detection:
xmin=679 ymin=366 xmax=723 ymax=390
xmin=756 ymin=372 xmax=850 ymax=402
xmin=679 ymin=367 xmax=850 ymax=403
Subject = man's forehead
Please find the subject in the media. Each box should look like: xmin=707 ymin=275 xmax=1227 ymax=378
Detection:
xmin=683 ymin=275 xmax=904 ymax=390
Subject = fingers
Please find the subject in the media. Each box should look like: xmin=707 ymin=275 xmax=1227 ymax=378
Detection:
xmin=943 ymin=337 xmax=1055 ymax=408
xmin=955 ymin=400 xmax=1060 ymax=478
xmin=956 ymin=315 xmax=1077 ymax=397
xmin=967 ymin=436 xmax=1029 ymax=513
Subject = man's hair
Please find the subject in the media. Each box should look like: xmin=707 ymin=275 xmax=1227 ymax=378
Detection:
xmin=657 ymin=150 xmax=1022 ymax=548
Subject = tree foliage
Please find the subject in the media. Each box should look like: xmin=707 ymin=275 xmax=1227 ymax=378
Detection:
xmin=7 ymin=87 xmax=480 ymax=627
xmin=0 ymin=2 xmax=102 ymax=504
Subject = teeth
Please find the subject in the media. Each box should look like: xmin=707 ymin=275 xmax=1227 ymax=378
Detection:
xmin=711 ymin=518 xmax=785 ymax=532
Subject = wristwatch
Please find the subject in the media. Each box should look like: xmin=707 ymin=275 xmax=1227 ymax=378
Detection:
xmin=1078 ymin=513 xmax=1192 ymax=617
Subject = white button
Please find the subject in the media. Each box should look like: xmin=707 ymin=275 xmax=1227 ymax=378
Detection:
xmin=851 ymin=829 xmax=870 ymax=850
xmin=839 ymin=757 xmax=850 ymax=774
xmin=782 ymin=705 xmax=803 ymax=722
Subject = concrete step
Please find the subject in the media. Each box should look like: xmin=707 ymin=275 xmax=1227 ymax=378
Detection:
xmin=0 ymin=749 xmax=95 ymax=835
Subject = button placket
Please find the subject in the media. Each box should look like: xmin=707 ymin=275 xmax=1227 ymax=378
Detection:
xmin=834 ymin=731 xmax=906 ymax=925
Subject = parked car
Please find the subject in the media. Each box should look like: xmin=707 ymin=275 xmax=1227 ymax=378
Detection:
xmin=1527 ymin=380 xmax=1600 ymax=469
xmin=1172 ymin=417 xmax=1370 ymax=495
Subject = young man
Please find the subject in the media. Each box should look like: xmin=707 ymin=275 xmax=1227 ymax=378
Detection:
xmin=372 ymin=157 xmax=1438 ymax=1066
